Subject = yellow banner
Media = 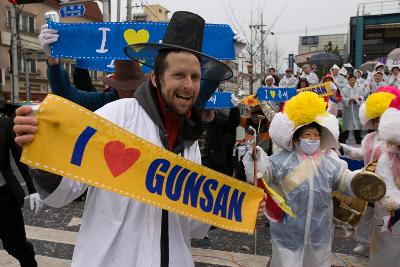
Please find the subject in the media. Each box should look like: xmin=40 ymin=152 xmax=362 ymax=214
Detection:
xmin=240 ymin=95 xmax=260 ymax=107
xmin=298 ymin=82 xmax=333 ymax=97
xmin=21 ymin=95 xmax=264 ymax=234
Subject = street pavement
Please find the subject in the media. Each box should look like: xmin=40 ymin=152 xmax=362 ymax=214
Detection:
xmin=0 ymin=153 xmax=370 ymax=267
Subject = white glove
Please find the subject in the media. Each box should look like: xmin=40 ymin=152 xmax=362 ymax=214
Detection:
xmin=29 ymin=193 xmax=44 ymax=215
xmin=231 ymin=94 xmax=240 ymax=107
xmin=330 ymin=82 xmax=337 ymax=91
xmin=233 ymin=31 xmax=247 ymax=57
xmin=39 ymin=24 xmax=59 ymax=57
xmin=242 ymin=145 xmax=269 ymax=184
xmin=382 ymin=197 xmax=400 ymax=212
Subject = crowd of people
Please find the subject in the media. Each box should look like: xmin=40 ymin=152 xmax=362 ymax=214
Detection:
xmin=1 ymin=9 xmax=399 ymax=267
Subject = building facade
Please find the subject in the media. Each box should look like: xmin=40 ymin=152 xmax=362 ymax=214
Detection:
xmin=298 ymin=33 xmax=346 ymax=56
xmin=345 ymin=1 xmax=400 ymax=67
xmin=131 ymin=4 xmax=169 ymax=22
xmin=0 ymin=0 xmax=103 ymax=101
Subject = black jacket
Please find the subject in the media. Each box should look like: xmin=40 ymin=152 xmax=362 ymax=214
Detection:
xmin=202 ymin=107 xmax=240 ymax=174
xmin=0 ymin=116 xmax=36 ymax=207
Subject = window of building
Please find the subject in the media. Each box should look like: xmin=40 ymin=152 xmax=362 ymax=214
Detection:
xmin=7 ymin=10 xmax=36 ymax=34
xmin=309 ymin=46 xmax=317 ymax=52
xmin=18 ymin=58 xmax=37 ymax=74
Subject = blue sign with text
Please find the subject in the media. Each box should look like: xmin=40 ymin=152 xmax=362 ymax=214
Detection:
xmin=48 ymin=21 xmax=235 ymax=61
xmin=257 ymin=87 xmax=297 ymax=102
xmin=204 ymin=92 xmax=234 ymax=109
xmin=60 ymin=4 xmax=86 ymax=18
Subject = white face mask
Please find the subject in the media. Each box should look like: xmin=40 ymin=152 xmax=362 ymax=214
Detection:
xmin=298 ymin=138 xmax=320 ymax=155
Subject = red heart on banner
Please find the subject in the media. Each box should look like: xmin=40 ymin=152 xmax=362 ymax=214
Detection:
xmin=104 ymin=141 xmax=141 ymax=177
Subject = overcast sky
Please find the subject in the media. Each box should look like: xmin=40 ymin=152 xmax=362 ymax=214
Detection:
xmin=109 ymin=0 xmax=391 ymax=69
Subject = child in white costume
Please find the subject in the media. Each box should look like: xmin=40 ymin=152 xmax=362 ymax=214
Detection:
xmin=243 ymin=92 xmax=360 ymax=267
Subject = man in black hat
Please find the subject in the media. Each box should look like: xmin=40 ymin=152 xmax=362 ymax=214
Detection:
xmin=14 ymin=11 xmax=262 ymax=267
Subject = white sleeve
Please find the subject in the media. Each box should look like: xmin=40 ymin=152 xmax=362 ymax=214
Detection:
xmin=329 ymin=151 xmax=357 ymax=196
xmin=242 ymin=147 xmax=270 ymax=184
xmin=341 ymin=88 xmax=350 ymax=106
xmin=341 ymin=143 xmax=364 ymax=160
xmin=377 ymin=153 xmax=400 ymax=204
xmin=43 ymin=178 xmax=89 ymax=208
xmin=310 ymin=73 xmax=319 ymax=85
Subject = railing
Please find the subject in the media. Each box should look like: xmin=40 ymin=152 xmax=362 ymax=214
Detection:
xmin=357 ymin=0 xmax=400 ymax=16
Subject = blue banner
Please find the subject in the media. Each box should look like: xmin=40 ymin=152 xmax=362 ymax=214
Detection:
xmin=257 ymin=87 xmax=297 ymax=102
xmin=75 ymin=59 xmax=153 ymax=74
xmin=49 ymin=21 xmax=235 ymax=61
xmin=340 ymin=157 xmax=364 ymax=171
xmin=204 ymin=92 xmax=234 ymax=109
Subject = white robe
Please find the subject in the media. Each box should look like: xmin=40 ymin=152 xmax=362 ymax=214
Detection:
xmin=341 ymin=132 xmax=384 ymax=244
xmin=278 ymin=75 xmax=298 ymax=88
xmin=243 ymin=148 xmax=355 ymax=267
xmin=369 ymin=152 xmax=400 ymax=267
xmin=43 ymin=98 xmax=210 ymax=267
xmin=300 ymin=72 xmax=319 ymax=85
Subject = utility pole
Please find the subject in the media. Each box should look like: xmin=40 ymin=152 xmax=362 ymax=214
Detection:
xmin=24 ymin=54 xmax=30 ymax=102
xmin=249 ymin=16 xmax=267 ymax=92
xmin=260 ymin=13 xmax=266 ymax=79
xmin=117 ymin=0 xmax=121 ymax=21
xmin=126 ymin=0 xmax=132 ymax=21
xmin=10 ymin=5 xmax=19 ymax=102
xmin=102 ymin=0 xmax=110 ymax=22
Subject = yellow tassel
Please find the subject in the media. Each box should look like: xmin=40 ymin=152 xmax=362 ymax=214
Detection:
xmin=366 ymin=92 xmax=396 ymax=120
xmin=284 ymin=92 xmax=327 ymax=127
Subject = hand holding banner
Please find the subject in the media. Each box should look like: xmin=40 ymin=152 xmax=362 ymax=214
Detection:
xmin=21 ymin=95 xmax=264 ymax=233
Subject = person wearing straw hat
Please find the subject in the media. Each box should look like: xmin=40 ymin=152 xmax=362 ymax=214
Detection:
xmin=242 ymin=92 xmax=361 ymax=267
xmin=368 ymin=87 xmax=400 ymax=267
xmin=14 ymin=11 xmax=264 ymax=267
xmin=340 ymin=86 xmax=400 ymax=256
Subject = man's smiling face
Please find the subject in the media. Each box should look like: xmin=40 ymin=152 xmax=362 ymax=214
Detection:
xmin=152 ymin=51 xmax=201 ymax=115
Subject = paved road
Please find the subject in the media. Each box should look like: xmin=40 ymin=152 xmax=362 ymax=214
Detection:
xmin=0 ymin=155 xmax=369 ymax=266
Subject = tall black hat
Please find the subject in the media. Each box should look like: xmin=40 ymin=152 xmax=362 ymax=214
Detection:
xmin=124 ymin=11 xmax=233 ymax=81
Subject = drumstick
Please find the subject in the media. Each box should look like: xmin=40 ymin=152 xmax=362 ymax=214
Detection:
xmin=248 ymin=125 xmax=258 ymax=255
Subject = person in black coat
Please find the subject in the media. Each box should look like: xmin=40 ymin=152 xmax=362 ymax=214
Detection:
xmin=0 ymin=114 xmax=38 ymax=267
xmin=199 ymin=103 xmax=240 ymax=175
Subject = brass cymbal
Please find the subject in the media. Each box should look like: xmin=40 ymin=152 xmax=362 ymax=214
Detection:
xmin=351 ymin=171 xmax=386 ymax=202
